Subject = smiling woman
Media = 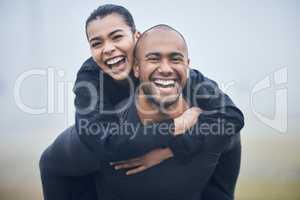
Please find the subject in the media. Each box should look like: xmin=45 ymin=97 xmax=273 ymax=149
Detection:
xmin=86 ymin=12 xmax=139 ymax=80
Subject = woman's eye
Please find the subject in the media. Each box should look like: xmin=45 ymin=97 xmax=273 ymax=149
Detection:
xmin=113 ymin=35 xmax=123 ymax=40
xmin=91 ymin=42 xmax=102 ymax=48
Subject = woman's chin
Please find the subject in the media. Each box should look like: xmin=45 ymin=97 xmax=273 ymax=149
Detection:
xmin=110 ymin=70 xmax=131 ymax=81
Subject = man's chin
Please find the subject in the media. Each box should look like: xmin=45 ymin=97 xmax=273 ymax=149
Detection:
xmin=149 ymin=96 xmax=180 ymax=110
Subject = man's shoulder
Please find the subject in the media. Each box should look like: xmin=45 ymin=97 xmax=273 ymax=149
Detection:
xmin=189 ymin=68 xmax=204 ymax=81
xmin=188 ymin=68 xmax=218 ymax=86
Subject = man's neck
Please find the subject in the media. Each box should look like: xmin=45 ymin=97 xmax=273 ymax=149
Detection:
xmin=136 ymin=91 xmax=189 ymax=124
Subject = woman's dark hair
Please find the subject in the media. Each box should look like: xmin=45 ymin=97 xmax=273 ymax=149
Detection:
xmin=85 ymin=4 xmax=136 ymax=39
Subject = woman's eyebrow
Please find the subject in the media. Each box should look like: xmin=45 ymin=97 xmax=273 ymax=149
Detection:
xmin=108 ymin=29 xmax=124 ymax=37
xmin=89 ymin=29 xmax=124 ymax=42
xmin=89 ymin=36 xmax=102 ymax=43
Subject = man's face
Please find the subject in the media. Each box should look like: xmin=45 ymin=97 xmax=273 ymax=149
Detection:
xmin=86 ymin=14 xmax=138 ymax=81
xmin=134 ymin=29 xmax=189 ymax=108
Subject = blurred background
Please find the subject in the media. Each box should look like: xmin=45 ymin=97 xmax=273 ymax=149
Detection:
xmin=0 ymin=0 xmax=299 ymax=199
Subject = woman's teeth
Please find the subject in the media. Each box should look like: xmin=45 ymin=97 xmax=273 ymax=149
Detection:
xmin=105 ymin=56 xmax=125 ymax=66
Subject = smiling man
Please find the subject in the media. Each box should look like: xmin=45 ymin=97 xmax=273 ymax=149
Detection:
xmin=96 ymin=24 xmax=242 ymax=200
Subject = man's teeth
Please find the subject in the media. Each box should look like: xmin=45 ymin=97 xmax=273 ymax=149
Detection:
xmin=106 ymin=57 xmax=124 ymax=65
xmin=154 ymin=79 xmax=175 ymax=87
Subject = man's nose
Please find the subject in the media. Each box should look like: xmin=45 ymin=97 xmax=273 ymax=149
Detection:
xmin=158 ymin=59 xmax=173 ymax=75
xmin=102 ymin=42 xmax=116 ymax=55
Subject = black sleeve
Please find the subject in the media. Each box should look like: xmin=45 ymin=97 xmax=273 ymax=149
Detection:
xmin=99 ymin=118 xmax=175 ymax=162
xmin=75 ymin=59 xmax=243 ymax=162
xmin=169 ymin=69 xmax=244 ymax=161
xmin=74 ymin=58 xmax=175 ymax=161
xmin=201 ymin=134 xmax=241 ymax=200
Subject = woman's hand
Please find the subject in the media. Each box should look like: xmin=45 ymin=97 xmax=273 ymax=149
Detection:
xmin=174 ymin=107 xmax=202 ymax=135
xmin=110 ymin=148 xmax=174 ymax=175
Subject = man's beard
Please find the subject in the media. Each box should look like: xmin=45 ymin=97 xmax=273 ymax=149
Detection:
xmin=141 ymin=83 xmax=181 ymax=111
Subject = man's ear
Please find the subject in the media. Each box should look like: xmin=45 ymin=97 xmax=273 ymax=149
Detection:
xmin=187 ymin=58 xmax=190 ymax=66
xmin=133 ymin=59 xmax=140 ymax=78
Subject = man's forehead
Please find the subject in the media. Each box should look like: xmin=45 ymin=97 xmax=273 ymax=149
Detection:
xmin=143 ymin=29 xmax=185 ymax=44
xmin=139 ymin=29 xmax=187 ymax=54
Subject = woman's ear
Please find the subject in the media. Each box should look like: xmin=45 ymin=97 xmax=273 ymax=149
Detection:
xmin=134 ymin=31 xmax=141 ymax=41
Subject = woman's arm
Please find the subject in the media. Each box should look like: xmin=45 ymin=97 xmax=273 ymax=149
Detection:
xmin=73 ymin=58 xmax=178 ymax=162
xmin=110 ymin=69 xmax=244 ymax=173
xmin=168 ymin=69 xmax=244 ymax=161
xmin=75 ymin=60 xmax=244 ymax=162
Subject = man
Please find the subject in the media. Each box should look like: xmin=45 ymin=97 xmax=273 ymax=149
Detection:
xmin=94 ymin=24 xmax=241 ymax=200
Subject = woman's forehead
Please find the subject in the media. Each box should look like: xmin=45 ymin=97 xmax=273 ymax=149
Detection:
xmin=86 ymin=14 xmax=130 ymax=39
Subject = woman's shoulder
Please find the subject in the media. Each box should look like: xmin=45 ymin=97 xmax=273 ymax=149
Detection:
xmin=75 ymin=57 xmax=113 ymax=83
xmin=78 ymin=57 xmax=101 ymax=74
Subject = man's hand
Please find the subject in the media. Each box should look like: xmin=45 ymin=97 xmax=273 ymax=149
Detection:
xmin=174 ymin=107 xmax=202 ymax=135
xmin=110 ymin=148 xmax=174 ymax=175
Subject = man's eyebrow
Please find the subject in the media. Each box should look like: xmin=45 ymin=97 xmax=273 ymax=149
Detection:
xmin=169 ymin=52 xmax=184 ymax=58
xmin=145 ymin=52 xmax=160 ymax=58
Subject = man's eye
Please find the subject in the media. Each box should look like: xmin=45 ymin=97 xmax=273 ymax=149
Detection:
xmin=147 ymin=57 xmax=159 ymax=62
xmin=172 ymin=58 xmax=182 ymax=63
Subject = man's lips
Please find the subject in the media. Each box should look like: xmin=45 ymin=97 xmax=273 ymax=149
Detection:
xmin=150 ymin=77 xmax=179 ymax=88
xmin=153 ymin=79 xmax=175 ymax=88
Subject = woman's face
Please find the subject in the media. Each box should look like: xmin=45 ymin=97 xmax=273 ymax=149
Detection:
xmin=86 ymin=13 xmax=139 ymax=81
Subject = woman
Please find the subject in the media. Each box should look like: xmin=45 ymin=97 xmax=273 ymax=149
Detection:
xmin=40 ymin=4 xmax=244 ymax=200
